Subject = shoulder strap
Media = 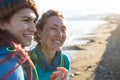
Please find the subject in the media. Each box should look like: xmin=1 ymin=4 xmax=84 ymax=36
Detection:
xmin=61 ymin=54 xmax=65 ymax=67
xmin=29 ymin=51 xmax=38 ymax=64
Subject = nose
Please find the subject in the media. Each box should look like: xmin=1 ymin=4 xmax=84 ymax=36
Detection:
xmin=56 ymin=30 xmax=63 ymax=38
xmin=29 ymin=23 xmax=36 ymax=32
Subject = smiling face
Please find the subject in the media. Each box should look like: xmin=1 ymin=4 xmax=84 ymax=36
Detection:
xmin=2 ymin=8 xmax=37 ymax=47
xmin=38 ymin=16 xmax=67 ymax=51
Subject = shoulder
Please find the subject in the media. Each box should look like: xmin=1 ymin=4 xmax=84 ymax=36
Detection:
xmin=62 ymin=53 xmax=71 ymax=70
xmin=0 ymin=44 xmax=16 ymax=55
xmin=0 ymin=46 xmax=9 ymax=54
xmin=62 ymin=53 xmax=70 ymax=63
xmin=28 ymin=43 xmax=39 ymax=54
xmin=28 ymin=45 xmax=39 ymax=64
xmin=28 ymin=44 xmax=38 ymax=57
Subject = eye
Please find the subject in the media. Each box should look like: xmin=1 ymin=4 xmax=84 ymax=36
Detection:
xmin=61 ymin=26 xmax=66 ymax=32
xmin=33 ymin=19 xmax=37 ymax=24
xmin=23 ymin=19 xmax=30 ymax=22
xmin=61 ymin=28 xmax=66 ymax=32
xmin=50 ymin=26 xmax=57 ymax=30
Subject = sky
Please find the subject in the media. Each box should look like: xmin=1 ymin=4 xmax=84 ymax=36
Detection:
xmin=35 ymin=0 xmax=120 ymax=17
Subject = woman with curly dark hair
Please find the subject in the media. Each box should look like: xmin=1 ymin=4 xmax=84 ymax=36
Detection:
xmin=0 ymin=0 xmax=39 ymax=80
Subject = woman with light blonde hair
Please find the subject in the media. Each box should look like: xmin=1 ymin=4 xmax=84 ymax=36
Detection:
xmin=29 ymin=9 xmax=71 ymax=80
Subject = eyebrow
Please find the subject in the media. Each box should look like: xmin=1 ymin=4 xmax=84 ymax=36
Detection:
xmin=21 ymin=15 xmax=37 ymax=20
xmin=53 ymin=24 xmax=66 ymax=29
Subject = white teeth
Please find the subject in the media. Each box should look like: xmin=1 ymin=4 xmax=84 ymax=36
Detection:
xmin=24 ymin=34 xmax=33 ymax=40
xmin=26 ymin=35 xmax=32 ymax=37
xmin=53 ymin=40 xmax=61 ymax=43
xmin=25 ymin=35 xmax=32 ymax=37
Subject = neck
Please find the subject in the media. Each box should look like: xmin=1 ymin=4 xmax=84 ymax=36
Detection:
xmin=40 ymin=45 xmax=56 ymax=64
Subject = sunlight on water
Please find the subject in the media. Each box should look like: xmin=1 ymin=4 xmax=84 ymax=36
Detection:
xmin=63 ymin=20 xmax=106 ymax=59
xmin=64 ymin=20 xmax=106 ymax=46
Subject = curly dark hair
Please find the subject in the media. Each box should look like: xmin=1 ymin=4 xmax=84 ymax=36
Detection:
xmin=0 ymin=0 xmax=39 ymax=80
xmin=0 ymin=0 xmax=39 ymax=24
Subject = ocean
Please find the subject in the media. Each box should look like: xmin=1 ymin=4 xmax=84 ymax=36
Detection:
xmin=62 ymin=20 xmax=106 ymax=59
xmin=64 ymin=20 xmax=106 ymax=46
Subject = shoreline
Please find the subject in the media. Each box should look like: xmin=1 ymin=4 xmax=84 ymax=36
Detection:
xmin=68 ymin=21 xmax=117 ymax=80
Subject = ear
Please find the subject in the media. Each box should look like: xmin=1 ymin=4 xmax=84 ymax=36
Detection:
xmin=0 ymin=24 xmax=6 ymax=30
xmin=0 ymin=23 xmax=9 ymax=30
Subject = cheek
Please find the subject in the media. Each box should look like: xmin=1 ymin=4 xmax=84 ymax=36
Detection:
xmin=41 ymin=32 xmax=49 ymax=41
xmin=63 ymin=33 xmax=66 ymax=40
xmin=43 ymin=30 xmax=53 ymax=37
xmin=9 ymin=23 xmax=23 ymax=33
xmin=63 ymin=37 xmax=66 ymax=42
xmin=6 ymin=26 xmax=17 ymax=35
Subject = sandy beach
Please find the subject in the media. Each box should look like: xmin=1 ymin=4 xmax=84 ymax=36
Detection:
xmin=68 ymin=20 xmax=120 ymax=80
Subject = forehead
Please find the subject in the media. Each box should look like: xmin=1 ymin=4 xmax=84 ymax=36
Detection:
xmin=47 ymin=16 xmax=64 ymax=23
xmin=46 ymin=16 xmax=66 ymax=25
xmin=13 ymin=8 xmax=37 ymax=19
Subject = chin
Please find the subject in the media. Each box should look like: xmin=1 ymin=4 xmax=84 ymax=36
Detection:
xmin=23 ymin=42 xmax=31 ymax=47
xmin=54 ymin=48 xmax=61 ymax=51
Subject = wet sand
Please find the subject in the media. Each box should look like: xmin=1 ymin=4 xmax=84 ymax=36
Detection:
xmin=67 ymin=21 xmax=119 ymax=80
